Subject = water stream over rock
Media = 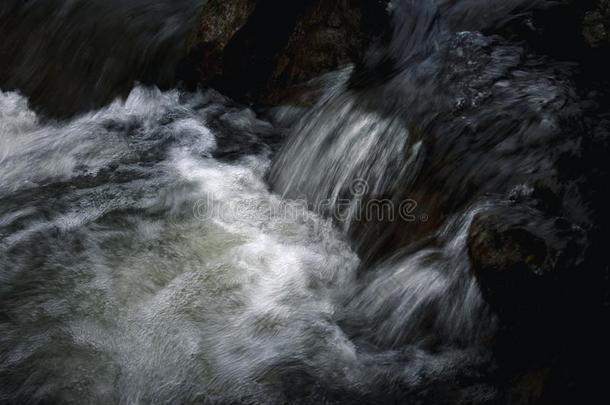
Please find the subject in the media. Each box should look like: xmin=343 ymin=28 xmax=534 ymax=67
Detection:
xmin=1 ymin=1 xmax=608 ymax=404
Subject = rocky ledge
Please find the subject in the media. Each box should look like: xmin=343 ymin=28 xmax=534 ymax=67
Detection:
xmin=180 ymin=0 xmax=610 ymax=106
xmin=179 ymin=0 xmax=389 ymax=105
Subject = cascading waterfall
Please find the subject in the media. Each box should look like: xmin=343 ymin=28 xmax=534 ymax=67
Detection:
xmin=0 ymin=0 xmax=603 ymax=404
xmin=0 ymin=84 xmax=497 ymax=404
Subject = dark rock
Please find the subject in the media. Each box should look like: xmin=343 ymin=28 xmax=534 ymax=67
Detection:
xmin=261 ymin=0 xmax=389 ymax=104
xmin=179 ymin=0 xmax=389 ymax=105
xmin=492 ymin=0 xmax=610 ymax=98
xmin=183 ymin=0 xmax=257 ymax=82
xmin=467 ymin=203 xmax=587 ymax=324
xmin=583 ymin=0 xmax=610 ymax=48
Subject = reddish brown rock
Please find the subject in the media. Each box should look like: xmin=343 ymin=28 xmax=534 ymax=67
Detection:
xmin=180 ymin=0 xmax=389 ymax=105
xmin=185 ymin=0 xmax=257 ymax=81
xmin=467 ymin=203 xmax=588 ymax=324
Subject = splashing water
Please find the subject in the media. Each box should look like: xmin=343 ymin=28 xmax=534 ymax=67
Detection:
xmin=0 ymin=0 xmax=601 ymax=403
xmin=271 ymin=0 xmax=581 ymax=259
xmin=0 ymin=83 xmax=499 ymax=403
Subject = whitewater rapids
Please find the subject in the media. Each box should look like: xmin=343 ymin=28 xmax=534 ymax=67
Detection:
xmin=0 ymin=87 xmax=495 ymax=404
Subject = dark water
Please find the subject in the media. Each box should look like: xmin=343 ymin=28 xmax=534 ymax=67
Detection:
xmin=0 ymin=0 xmax=202 ymax=116
xmin=1 ymin=0 xmax=607 ymax=404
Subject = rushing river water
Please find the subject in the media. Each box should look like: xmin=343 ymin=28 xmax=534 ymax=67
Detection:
xmin=1 ymin=0 xmax=607 ymax=404
xmin=0 ymin=83 xmax=497 ymax=404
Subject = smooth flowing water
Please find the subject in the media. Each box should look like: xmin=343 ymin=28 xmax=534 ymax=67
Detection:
xmin=0 ymin=0 xmax=603 ymax=404
xmin=0 ymin=83 xmax=498 ymax=403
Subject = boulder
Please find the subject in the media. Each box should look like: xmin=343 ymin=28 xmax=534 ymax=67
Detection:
xmin=179 ymin=0 xmax=389 ymax=105
xmin=583 ymin=0 xmax=610 ymax=48
xmin=184 ymin=0 xmax=257 ymax=82
xmin=467 ymin=203 xmax=587 ymax=324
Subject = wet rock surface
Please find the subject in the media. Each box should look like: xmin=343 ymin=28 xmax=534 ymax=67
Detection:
xmin=467 ymin=203 xmax=587 ymax=323
xmin=583 ymin=0 xmax=610 ymax=47
xmin=183 ymin=0 xmax=257 ymax=83
xmin=0 ymin=0 xmax=202 ymax=117
xmin=179 ymin=0 xmax=610 ymax=107
xmin=2 ymin=0 xmax=607 ymax=115
xmin=179 ymin=0 xmax=389 ymax=105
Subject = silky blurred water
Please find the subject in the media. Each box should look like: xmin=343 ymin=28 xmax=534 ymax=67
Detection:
xmin=0 ymin=84 xmax=500 ymax=403
xmin=0 ymin=0 xmax=598 ymax=403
